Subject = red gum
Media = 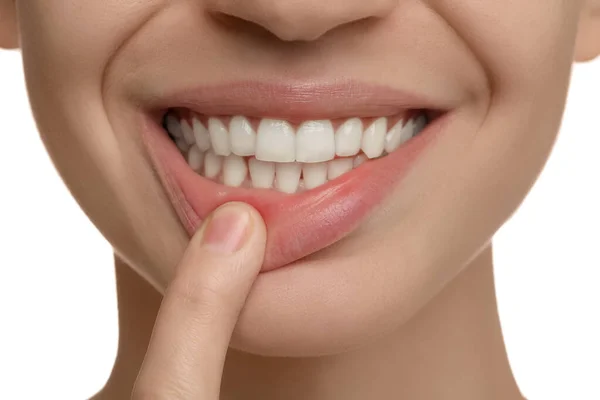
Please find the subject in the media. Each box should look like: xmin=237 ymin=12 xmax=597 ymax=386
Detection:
xmin=142 ymin=110 xmax=449 ymax=272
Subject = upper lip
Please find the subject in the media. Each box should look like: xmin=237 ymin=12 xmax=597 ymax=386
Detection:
xmin=150 ymin=79 xmax=447 ymax=123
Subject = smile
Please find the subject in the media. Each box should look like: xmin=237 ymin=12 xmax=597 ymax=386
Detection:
xmin=142 ymin=81 xmax=449 ymax=271
xmin=164 ymin=111 xmax=429 ymax=193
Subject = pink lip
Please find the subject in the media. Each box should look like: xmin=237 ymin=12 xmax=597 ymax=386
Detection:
xmin=141 ymin=81 xmax=449 ymax=271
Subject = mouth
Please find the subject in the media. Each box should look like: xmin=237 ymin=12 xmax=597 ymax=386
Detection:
xmin=141 ymin=81 xmax=449 ymax=271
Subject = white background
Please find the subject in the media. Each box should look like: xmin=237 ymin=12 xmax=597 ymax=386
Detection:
xmin=0 ymin=49 xmax=598 ymax=400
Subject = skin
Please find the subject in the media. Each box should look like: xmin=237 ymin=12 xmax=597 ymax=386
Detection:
xmin=2 ymin=0 xmax=600 ymax=398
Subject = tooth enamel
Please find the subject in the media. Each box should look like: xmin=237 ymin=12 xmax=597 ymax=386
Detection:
xmin=353 ymin=154 xmax=367 ymax=168
xmin=385 ymin=119 xmax=411 ymax=153
xmin=230 ymin=116 xmax=256 ymax=156
xmin=175 ymin=137 xmax=189 ymax=152
xmin=204 ymin=151 xmax=223 ymax=179
xmin=361 ymin=117 xmax=387 ymax=159
xmin=328 ymin=158 xmax=354 ymax=180
xmin=295 ymin=120 xmax=335 ymax=163
xmin=335 ymin=118 xmax=363 ymax=157
xmin=397 ymin=117 xmax=419 ymax=148
xmin=187 ymin=145 xmax=204 ymax=172
xmin=249 ymin=158 xmax=275 ymax=189
xmin=181 ymin=120 xmax=196 ymax=145
xmin=223 ymin=154 xmax=247 ymax=187
xmin=302 ymin=162 xmax=328 ymax=190
xmin=412 ymin=114 xmax=427 ymax=136
xmin=176 ymin=112 xmax=430 ymax=191
xmin=166 ymin=115 xmax=183 ymax=138
xmin=256 ymin=119 xmax=295 ymax=162
xmin=208 ymin=117 xmax=231 ymax=156
xmin=193 ymin=117 xmax=211 ymax=151
xmin=275 ymin=162 xmax=302 ymax=194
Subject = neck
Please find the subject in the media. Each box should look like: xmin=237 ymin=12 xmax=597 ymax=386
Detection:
xmin=93 ymin=245 xmax=524 ymax=400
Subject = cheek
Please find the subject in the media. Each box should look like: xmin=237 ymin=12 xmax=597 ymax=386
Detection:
xmin=434 ymin=0 xmax=580 ymax=93
xmin=431 ymin=0 xmax=580 ymax=214
xmin=18 ymin=1 xmax=162 ymax=90
xmin=17 ymin=1 xmax=188 ymax=289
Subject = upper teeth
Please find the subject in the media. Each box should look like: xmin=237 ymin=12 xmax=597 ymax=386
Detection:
xmin=166 ymin=113 xmax=427 ymax=163
xmin=165 ymin=112 xmax=428 ymax=193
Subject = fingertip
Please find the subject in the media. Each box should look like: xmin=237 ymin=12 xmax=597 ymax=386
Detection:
xmin=200 ymin=202 xmax=267 ymax=254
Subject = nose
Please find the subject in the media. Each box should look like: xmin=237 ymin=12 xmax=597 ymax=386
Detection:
xmin=205 ymin=0 xmax=398 ymax=42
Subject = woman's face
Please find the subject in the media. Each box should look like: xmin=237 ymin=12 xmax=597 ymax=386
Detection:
xmin=6 ymin=0 xmax=599 ymax=356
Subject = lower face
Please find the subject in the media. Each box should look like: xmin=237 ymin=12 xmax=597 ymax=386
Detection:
xmin=18 ymin=0 xmax=580 ymax=356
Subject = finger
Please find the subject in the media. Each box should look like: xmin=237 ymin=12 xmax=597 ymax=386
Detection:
xmin=132 ymin=202 xmax=267 ymax=400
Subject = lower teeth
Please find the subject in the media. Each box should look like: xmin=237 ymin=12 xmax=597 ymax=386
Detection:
xmin=186 ymin=149 xmax=370 ymax=194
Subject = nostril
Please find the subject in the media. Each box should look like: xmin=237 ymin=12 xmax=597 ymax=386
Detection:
xmin=206 ymin=1 xmax=388 ymax=43
xmin=209 ymin=11 xmax=282 ymax=41
xmin=210 ymin=10 xmax=331 ymax=42
xmin=212 ymin=13 xmax=371 ymax=43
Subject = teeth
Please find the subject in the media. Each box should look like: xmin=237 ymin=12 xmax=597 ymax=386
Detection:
xmin=328 ymin=158 xmax=354 ymax=180
xmin=193 ymin=117 xmax=211 ymax=151
xmin=256 ymin=119 xmax=295 ymax=162
xmin=413 ymin=114 xmax=428 ymax=135
xmin=208 ymin=117 xmax=231 ymax=156
xmin=295 ymin=120 xmax=335 ymax=163
xmin=302 ymin=162 xmax=328 ymax=190
xmin=175 ymin=137 xmax=190 ymax=152
xmin=249 ymin=158 xmax=275 ymax=189
xmin=385 ymin=119 xmax=412 ymax=153
xmin=166 ymin=115 xmax=183 ymax=139
xmin=361 ymin=117 xmax=387 ymax=159
xmin=275 ymin=162 xmax=302 ymax=194
xmin=187 ymin=145 xmax=204 ymax=172
xmin=230 ymin=116 xmax=257 ymax=156
xmin=204 ymin=151 xmax=223 ymax=179
xmin=181 ymin=120 xmax=196 ymax=145
xmin=353 ymin=154 xmax=367 ymax=168
xmin=384 ymin=115 xmax=427 ymax=152
xmin=223 ymin=154 xmax=247 ymax=187
xmin=169 ymin=112 xmax=431 ymax=193
xmin=335 ymin=118 xmax=363 ymax=157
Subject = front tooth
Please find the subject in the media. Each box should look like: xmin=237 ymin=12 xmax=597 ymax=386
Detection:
xmin=193 ymin=117 xmax=211 ymax=151
xmin=187 ymin=145 xmax=204 ymax=172
xmin=385 ymin=119 xmax=412 ymax=153
xmin=165 ymin=115 xmax=183 ymax=138
xmin=328 ymin=158 xmax=353 ymax=180
xmin=412 ymin=114 xmax=428 ymax=136
xmin=230 ymin=116 xmax=256 ymax=156
xmin=256 ymin=119 xmax=295 ymax=162
xmin=335 ymin=118 xmax=363 ymax=157
xmin=249 ymin=158 xmax=275 ymax=189
xmin=275 ymin=162 xmax=302 ymax=194
xmin=208 ymin=118 xmax=231 ymax=156
xmin=223 ymin=154 xmax=247 ymax=187
xmin=181 ymin=120 xmax=196 ymax=145
xmin=295 ymin=120 xmax=335 ymax=163
xmin=204 ymin=151 xmax=223 ymax=179
xmin=361 ymin=117 xmax=387 ymax=159
xmin=302 ymin=162 xmax=328 ymax=190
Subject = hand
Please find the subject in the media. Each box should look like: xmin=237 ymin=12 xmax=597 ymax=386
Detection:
xmin=131 ymin=202 xmax=267 ymax=399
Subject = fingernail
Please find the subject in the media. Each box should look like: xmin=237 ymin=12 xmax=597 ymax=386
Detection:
xmin=201 ymin=204 xmax=251 ymax=254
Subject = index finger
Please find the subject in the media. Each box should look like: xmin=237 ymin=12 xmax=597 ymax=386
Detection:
xmin=132 ymin=203 xmax=267 ymax=400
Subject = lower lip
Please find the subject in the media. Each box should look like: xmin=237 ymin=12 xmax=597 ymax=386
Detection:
xmin=142 ymin=113 xmax=448 ymax=271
